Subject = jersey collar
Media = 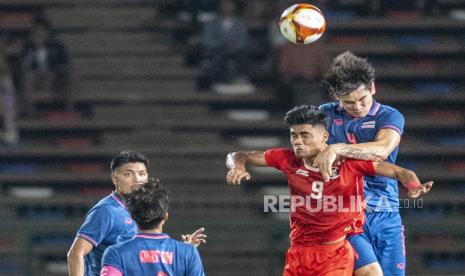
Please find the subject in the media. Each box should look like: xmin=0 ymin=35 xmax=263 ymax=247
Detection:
xmin=337 ymin=101 xmax=380 ymax=117
xmin=367 ymin=101 xmax=381 ymax=116
xmin=111 ymin=191 xmax=128 ymax=210
xmin=135 ymin=233 xmax=170 ymax=239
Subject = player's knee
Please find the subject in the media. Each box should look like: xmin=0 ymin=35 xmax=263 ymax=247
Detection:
xmin=354 ymin=262 xmax=383 ymax=276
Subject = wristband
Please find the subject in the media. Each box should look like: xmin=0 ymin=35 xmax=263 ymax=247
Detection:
xmin=407 ymin=182 xmax=421 ymax=191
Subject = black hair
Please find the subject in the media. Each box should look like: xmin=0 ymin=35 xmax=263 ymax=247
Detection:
xmin=126 ymin=180 xmax=170 ymax=231
xmin=322 ymin=51 xmax=375 ymax=98
xmin=284 ymin=105 xmax=328 ymax=129
xmin=110 ymin=150 xmax=149 ymax=172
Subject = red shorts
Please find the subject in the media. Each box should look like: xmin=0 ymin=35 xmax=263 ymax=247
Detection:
xmin=283 ymin=240 xmax=354 ymax=276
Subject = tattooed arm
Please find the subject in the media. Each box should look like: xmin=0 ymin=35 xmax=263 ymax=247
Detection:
xmin=314 ymin=128 xmax=401 ymax=182
xmin=336 ymin=147 xmax=384 ymax=161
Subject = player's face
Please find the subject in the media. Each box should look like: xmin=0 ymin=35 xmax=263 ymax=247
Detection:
xmin=337 ymin=83 xmax=375 ymax=118
xmin=111 ymin=162 xmax=148 ymax=197
xmin=290 ymin=124 xmax=328 ymax=159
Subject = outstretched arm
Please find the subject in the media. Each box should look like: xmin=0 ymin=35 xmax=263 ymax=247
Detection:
xmin=372 ymin=161 xmax=433 ymax=198
xmin=315 ymin=128 xmax=400 ymax=182
xmin=225 ymin=151 xmax=268 ymax=185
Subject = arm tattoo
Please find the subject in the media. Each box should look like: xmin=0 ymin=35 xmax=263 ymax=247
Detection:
xmin=338 ymin=147 xmax=383 ymax=161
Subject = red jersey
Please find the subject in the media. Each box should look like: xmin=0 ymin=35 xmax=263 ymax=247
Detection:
xmin=264 ymin=148 xmax=375 ymax=245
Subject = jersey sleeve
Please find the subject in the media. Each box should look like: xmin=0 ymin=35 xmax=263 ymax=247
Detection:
xmin=377 ymin=108 xmax=405 ymax=136
xmin=264 ymin=148 xmax=291 ymax=171
xmin=77 ymin=206 xmax=114 ymax=247
xmin=186 ymin=247 xmax=205 ymax=276
xmin=100 ymin=265 xmax=123 ymax=276
xmin=318 ymin=103 xmax=333 ymax=114
xmin=344 ymin=160 xmax=376 ymax=177
xmin=101 ymin=246 xmax=124 ymax=276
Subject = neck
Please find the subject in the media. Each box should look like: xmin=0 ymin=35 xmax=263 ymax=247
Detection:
xmin=138 ymin=226 xmax=163 ymax=234
xmin=115 ymin=190 xmax=126 ymax=200
xmin=302 ymin=145 xmax=327 ymax=167
xmin=303 ymin=156 xmax=315 ymax=167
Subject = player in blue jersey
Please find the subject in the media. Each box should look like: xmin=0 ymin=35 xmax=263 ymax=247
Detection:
xmin=314 ymin=51 xmax=410 ymax=275
xmin=100 ymin=180 xmax=205 ymax=276
xmin=67 ymin=151 xmax=206 ymax=276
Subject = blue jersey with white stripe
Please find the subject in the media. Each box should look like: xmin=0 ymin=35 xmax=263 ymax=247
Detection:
xmin=77 ymin=192 xmax=137 ymax=276
xmin=102 ymin=233 xmax=205 ymax=276
xmin=319 ymin=101 xmax=405 ymax=211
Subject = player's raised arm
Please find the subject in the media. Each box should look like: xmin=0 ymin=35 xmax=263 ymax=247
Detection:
xmin=372 ymin=161 xmax=433 ymax=198
xmin=314 ymin=128 xmax=400 ymax=182
xmin=225 ymin=151 xmax=268 ymax=185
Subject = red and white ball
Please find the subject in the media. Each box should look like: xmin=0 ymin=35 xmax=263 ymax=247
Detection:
xmin=279 ymin=3 xmax=326 ymax=44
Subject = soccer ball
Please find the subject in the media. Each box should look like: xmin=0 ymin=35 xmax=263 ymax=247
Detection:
xmin=279 ymin=3 xmax=326 ymax=44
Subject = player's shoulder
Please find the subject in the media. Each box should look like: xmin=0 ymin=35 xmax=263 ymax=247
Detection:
xmin=170 ymin=238 xmax=198 ymax=253
xmin=89 ymin=194 xmax=121 ymax=213
xmin=377 ymin=103 xmax=404 ymax=117
xmin=104 ymin=237 xmax=136 ymax=256
xmin=266 ymin=148 xmax=296 ymax=159
xmin=341 ymin=158 xmax=366 ymax=166
xmin=267 ymin=147 xmax=293 ymax=154
xmin=339 ymin=159 xmax=372 ymax=174
xmin=319 ymin=102 xmax=339 ymax=113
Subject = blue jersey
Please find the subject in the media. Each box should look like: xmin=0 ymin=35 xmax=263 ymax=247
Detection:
xmin=320 ymin=101 xmax=405 ymax=211
xmin=101 ymin=233 xmax=205 ymax=276
xmin=77 ymin=192 xmax=137 ymax=276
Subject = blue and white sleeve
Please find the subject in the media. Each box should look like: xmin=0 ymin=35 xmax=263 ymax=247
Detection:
xmin=77 ymin=206 xmax=114 ymax=247
xmin=377 ymin=109 xmax=405 ymax=136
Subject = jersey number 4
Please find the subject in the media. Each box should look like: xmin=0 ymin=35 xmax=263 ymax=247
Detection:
xmin=311 ymin=181 xmax=324 ymax=199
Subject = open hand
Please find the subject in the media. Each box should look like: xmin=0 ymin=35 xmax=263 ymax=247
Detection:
xmin=408 ymin=181 xmax=433 ymax=198
xmin=181 ymin=227 xmax=207 ymax=247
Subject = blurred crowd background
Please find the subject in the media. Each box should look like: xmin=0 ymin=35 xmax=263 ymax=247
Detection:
xmin=0 ymin=0 xmax=464 ymax=275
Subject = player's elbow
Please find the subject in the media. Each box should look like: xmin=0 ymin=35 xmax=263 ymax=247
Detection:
xmin=67 ymin=247 xmax=77 ymax=261
xmin=379 ymin=152 xmax=390 ymax=161
xmin=67 ymin=246 xmax=84 ymax=263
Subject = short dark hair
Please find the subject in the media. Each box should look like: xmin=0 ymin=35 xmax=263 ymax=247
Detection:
xmin=322 ymin=51 xmax=375 ymax=98
xmin=284 ymin=105 xmax=328 ymax=129
xmin=126 ymin=180 xmax=170 ymax=231
xmin=110 ymin=150 xmax=149 ymax=172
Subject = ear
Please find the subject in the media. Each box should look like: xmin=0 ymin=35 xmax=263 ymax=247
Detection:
xmin=111 ymin=172 xmax=118 ymax=187
xmin=371 ymin=82 xmax=376 ymax=96
xmin=322 ymin=130 xmax=329 ymax=143
xmin=160 ymin=212 xmax=169 ymax=227
xmin=318 ymin=126 xmax=329 ymax=143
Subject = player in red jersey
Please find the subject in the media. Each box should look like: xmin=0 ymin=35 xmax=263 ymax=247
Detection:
xmin=226 ymin=105 xmax=432 ymax=276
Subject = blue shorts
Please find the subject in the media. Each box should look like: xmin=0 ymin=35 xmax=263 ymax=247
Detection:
xmin=347 ymin=212 xmax=406 ymax=275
